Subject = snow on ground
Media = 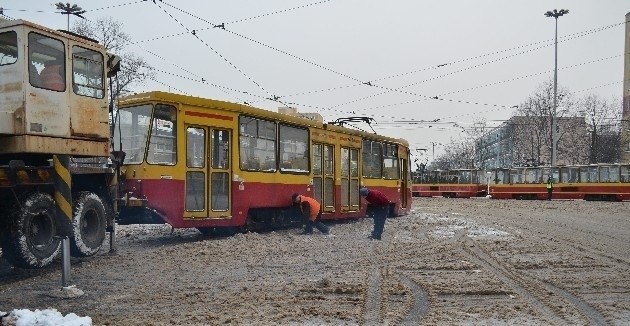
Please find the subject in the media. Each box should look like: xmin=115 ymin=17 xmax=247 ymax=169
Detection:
xmin=0 ymin=309 xmax=91 ymax=326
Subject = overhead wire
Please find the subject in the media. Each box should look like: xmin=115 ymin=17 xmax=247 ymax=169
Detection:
xmin=134 ymin=0 xmax=527 ymax=111
xmin=132 ymin=0 xmax=333 ymax=44
xmin=13 ymin=2 xmax=623 ymax=130
xmin=126 ymin=1 xmax=627 ymax=120
xmin=147 ymin=0 xmax=287 ymax=106
xmin=373 ymin=20 xmax=626 ymax=83
xmin=327 ymin=20 xmax=627 ymax=111
xmin=85 ymin=1 xmax=145 ymax=12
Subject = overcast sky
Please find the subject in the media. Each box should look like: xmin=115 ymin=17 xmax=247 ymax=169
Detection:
xmin=3 ymin=0 xmax=629 ymax=161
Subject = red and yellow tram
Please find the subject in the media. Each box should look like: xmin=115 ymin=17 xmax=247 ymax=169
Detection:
xmin=490 ymin=164 xmax=630 ymax=201
xmin=411 ymin=169 xmax=487 ymax=198
xmin=412 ymin=164 xmax=630 ymax=201
xmin=113 ymin=92 xmax=412 ymax=233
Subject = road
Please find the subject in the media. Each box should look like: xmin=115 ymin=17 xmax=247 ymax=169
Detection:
xmin=1 ymin=197 xmax=629 ymax=325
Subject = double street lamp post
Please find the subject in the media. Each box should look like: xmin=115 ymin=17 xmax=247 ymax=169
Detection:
xmin=544 ymin=9 xmax=569 ymax=167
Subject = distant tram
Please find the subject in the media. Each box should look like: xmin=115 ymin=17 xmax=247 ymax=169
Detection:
xmin=413 ymin=164 xmax=630 ymax=201
xmin=113 ymin=92 xmax=412 ymax=233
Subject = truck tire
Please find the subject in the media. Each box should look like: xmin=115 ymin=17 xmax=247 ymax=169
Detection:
xmin=70 ymin=192 xmax=107 ymax=257
xmin=1 ymin=192 xmax=60 ymax=268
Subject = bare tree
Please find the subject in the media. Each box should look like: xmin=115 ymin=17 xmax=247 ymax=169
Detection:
xmin=577 ymin=95 xmax=622 ymax=163
xmin=72 ymin=17 xmax=154 ymax=100
xmin=513 ymin=80 xmax=586 ymax=165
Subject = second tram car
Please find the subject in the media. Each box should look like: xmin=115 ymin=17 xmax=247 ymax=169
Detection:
xmin=412 ymin=164 xmax=630 ymax=201
xmin=490 ymin=164 xmax=630 ymax=201
xmin=113 ymin=92 xmax=412 ymax=233
xmin=411 ymin=169 xmax=487 ymax=198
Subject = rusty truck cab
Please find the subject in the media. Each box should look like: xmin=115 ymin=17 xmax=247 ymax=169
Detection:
xmin=0 ymin=18 xmax=119 ymax=161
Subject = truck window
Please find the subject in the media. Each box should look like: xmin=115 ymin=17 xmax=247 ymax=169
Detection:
xmin=28 ymin=32 xmax=66 ymax=91
xmin=72 ymin=46 xmax=104 ymax=98
xmin=0 ymin=31 xmax=18 ymax=65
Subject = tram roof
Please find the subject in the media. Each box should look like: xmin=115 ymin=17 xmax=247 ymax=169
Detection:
xmin=118 ymin=91 xmax=409 ymax=147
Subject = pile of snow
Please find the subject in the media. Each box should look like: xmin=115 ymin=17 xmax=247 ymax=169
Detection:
xmin=0 ymin=309 xmax=91 ymax=326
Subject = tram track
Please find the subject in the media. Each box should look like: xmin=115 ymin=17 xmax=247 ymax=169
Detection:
xmin=458 ymin=233 xmax=605 ymax=325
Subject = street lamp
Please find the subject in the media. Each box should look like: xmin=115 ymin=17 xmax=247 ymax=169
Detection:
xmin=544 ymin=8 xmax=569 ymax=166
xmin=55 ymin=2 xmax=86 ymax=30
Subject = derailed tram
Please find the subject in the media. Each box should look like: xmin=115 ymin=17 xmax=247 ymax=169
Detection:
xmin=412 ymin=164 xmax=630 ymax=201
xmin=113 ymin=92 xmax=412 ymax=234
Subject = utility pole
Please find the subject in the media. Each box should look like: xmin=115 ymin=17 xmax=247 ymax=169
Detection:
xmin=545 ymin=9 xmax=569 ymax=166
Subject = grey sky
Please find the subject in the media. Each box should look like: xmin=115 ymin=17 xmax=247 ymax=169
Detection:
xmin=3 ymin=0 xmax=628 ymax=161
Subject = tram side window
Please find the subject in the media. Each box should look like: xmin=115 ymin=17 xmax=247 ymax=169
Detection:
xmin=112 ymin=104 xmax=153 ymax=164
xmin=621 ymin=166 xmax=630 ymax=183
xmin=580 ymin=166 xmax=598 ymax=183
xmin=448 ymin=171 xmax=458 ymax=183
xmin=427 ymin=171 xmax=438 ymax=183
xmin=239 ymin=116 xmax=276 ymax=171
xmin=72 ymin=46 xmax=104 ymax=98
xmin=510 ymin=169 xmax=524 ymax=184
xmin=383 ymin=144 xmax=399 ymax=179
xmin=0 ymin=31 xmax=18 ymax=65
xmin=147 ymin=104 xmax=177 ymax=165
xmin=525 ymin=168 xmax=540 ymax=184
xmin=28 ymin=33 xmax=65 ymax=91
xmin=566 ymin=167 xmax=579 ymax=183
xmin=494 ymin=170 xmax=507 ymax=184
xmin=279 ymin=124 xmax=309 ymax=173
xmin=362 ymin=140 xmax=382 ymax=178
xmin=459 ymin=171 xmax=471 ymax=184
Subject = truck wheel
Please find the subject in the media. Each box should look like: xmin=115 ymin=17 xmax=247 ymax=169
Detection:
xmin=2 ymin=192 xmax=60 ymax=268
xmin=70 ymin=192 xmax=107 ymax=257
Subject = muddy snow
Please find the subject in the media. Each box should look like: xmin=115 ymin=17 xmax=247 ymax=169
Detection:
xmin=1 ymin=197 xmax=629 ymax=325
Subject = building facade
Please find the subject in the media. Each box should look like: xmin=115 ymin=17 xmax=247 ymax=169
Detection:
xmin=476 ymin=116 xmax=589 ymax=169
xmin=277 ymin=107 xmax=324 ymax=123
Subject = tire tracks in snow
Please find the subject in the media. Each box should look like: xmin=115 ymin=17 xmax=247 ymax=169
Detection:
xmin=458 ymin=233 xmax=606 ymax=325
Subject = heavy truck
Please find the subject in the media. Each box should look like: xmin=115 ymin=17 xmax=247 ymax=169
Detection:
xmin=0 ymin=18 xmax=121 ymax=268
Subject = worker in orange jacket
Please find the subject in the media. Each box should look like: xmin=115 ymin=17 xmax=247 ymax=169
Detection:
xmin=292 ymin=193 xmax=330 ymax=235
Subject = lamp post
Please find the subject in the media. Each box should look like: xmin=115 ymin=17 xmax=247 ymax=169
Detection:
xmin=544 ymin=8 xmax=569 ymax=167
xmin=55 ymin=2 xmax=86 ymax=30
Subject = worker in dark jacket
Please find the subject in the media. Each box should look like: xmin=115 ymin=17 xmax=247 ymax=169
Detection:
xmin=359 ymin=187 xmax=390 ymax=240
xmin=292 ymin=193 xmax=330 ymax=235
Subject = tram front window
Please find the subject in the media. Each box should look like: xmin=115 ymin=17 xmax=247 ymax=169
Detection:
xmin=113 ymin=104 xmax=153 ymax=164
xmin=147 ymin=104 xmax=177 ymax=165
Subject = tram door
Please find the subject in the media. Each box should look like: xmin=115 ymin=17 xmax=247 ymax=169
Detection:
xmin=340 ymin=147 xmax=360 ymax=212
xmin=400 ymin=157 xmax=409 ymax=208
xmin=312 ymin=143 xmax=335 ymax=212
xmin=184 ymin=126 xmax=232 ymax=218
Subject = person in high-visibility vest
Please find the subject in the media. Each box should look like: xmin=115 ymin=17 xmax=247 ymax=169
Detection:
xmin=546 ymin=176 xmax=553 ymax=201
xmin=292 ymin=193 xmax=330 ymax=235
